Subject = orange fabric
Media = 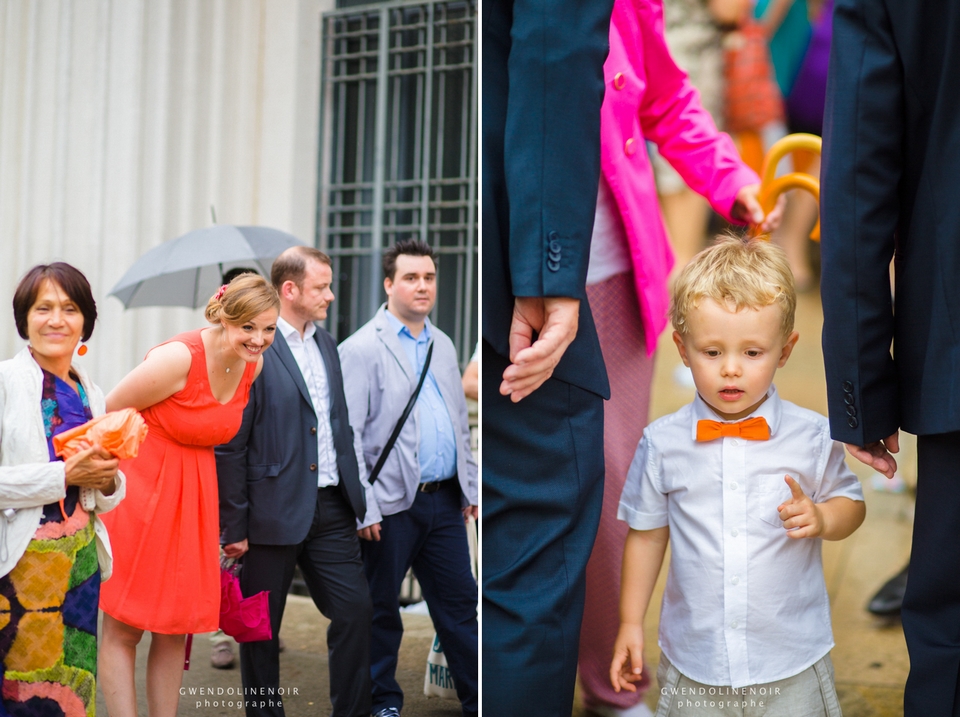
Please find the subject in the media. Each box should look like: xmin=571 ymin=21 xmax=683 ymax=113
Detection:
xmin=52 ymin=408 xmax=148 ymax=460
xmin=723 ymin=22 xmax=785 ymax=134
xmin=735 ymin=131 xmax=766 ymax=175
xmin=696 ymin=416 xmax=770 ymax=442
xmin=99 ymin=330 xmax=257 ymax=634
xmin=792 ymin=148 xmax=816 ymax=175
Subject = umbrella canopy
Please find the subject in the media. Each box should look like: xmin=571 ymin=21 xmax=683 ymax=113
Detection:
xmin=109 ymin=225 xmax=304 ymax=309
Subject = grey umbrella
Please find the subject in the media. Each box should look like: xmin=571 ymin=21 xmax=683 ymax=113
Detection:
xmin=109 ymin=225 xmax=304 ymax=308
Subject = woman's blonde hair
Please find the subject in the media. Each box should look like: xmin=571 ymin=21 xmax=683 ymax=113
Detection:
xmin=670 ymin=234 xmax=797 ymax=338
xmin=205 ymin=273 xmax=280 ymax=325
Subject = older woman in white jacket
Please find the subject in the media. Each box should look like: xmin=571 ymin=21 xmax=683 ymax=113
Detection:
xmin=0 ymin=263 xmax=124 ymax=716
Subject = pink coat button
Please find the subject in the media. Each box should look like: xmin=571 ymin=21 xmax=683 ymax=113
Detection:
xmin=624 ymin=138 xmax=637 ymax=156
xmin=613 ymin=72 xmax=626 ymax=90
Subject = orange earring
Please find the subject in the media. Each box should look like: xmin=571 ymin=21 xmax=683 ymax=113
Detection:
xmin=77 ymin=344 xmax=88 ymax=356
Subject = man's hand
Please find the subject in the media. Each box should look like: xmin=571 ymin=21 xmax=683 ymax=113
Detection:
xmin=358 ymin=523 xmax=382 ymax=541
xmin=609 ymin=623 xmax=645 ymax=693
xmin=777 ymin=476 xmax=824 ymax=539
xmin=500 ymin=296 xmax=579 ymax=402
xmin=463 ymin=505 xmax=478 ymax=522
xmin=732 ymin=183 xmax=786 ymax=234
xmin=223 ymin=539 xmax=249 ymax=559
xmin=845 ymin=432 xmax=899 ymax=479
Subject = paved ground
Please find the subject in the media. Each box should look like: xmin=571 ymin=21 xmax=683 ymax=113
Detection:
xmin=96 ymin=598 xmax=463 ymax=717
xmin=573 ymin=287 xmax=912 ymax=717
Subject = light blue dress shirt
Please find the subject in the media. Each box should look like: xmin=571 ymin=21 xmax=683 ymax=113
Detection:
xmin=384 ymin=310 xmax=458 ymax=482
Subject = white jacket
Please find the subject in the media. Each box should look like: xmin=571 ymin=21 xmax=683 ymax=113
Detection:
xmin=0 ymin=347 xmax=126 ymax=579
xmin=339 ymin=306 xmax=478 ymax=526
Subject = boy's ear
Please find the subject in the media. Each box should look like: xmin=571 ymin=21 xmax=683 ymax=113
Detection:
xmin=673 ymin=331 xmax=691 ymax=367
xmin=777 ymin=331 xmax=800 ymax=368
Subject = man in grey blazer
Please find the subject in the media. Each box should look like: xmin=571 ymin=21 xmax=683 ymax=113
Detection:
xmin=216 ymin=247 xmax=377 ymax=717
xmin=339 ymin=239 xmax=478 ymax=717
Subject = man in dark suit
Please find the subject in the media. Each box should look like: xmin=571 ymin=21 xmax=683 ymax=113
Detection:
xmin=481 ymin=0 xmax=614 ymax=714
xmin=821 ymin=2 xmax=960 ymax=714
xmin=216 ymin=246 xmax=376 ymax=717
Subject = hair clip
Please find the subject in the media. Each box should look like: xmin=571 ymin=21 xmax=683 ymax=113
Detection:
xmin=214 ymin=284 xmax=228 ymax=301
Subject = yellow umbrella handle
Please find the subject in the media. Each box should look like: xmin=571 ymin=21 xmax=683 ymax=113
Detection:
xmin=753 ymin=173 xmax=821 ymax=240
xmin=753 ymin=133 xmax=822 ymax=241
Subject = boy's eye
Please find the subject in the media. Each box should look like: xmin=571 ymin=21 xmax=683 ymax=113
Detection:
xmin=704 ymin=350 xmax=720 ymax=357
xmin=746 ymin=350 xmax=762 ymax=357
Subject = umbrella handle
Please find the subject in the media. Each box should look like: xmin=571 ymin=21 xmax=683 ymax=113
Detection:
xmin=751 ymin=133 xmax=822 ymax=242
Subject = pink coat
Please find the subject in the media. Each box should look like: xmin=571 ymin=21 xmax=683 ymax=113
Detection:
xmin=601 ymin=0 xmax=760 ymax=355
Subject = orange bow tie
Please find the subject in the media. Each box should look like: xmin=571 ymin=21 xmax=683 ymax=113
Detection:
xmin=696 ymin=416 xmax=770 ymax=442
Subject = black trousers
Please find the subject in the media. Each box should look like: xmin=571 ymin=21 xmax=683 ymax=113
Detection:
xmin=481 ymin=343 xmax=605 ymax=717
xmin=904 ymin=432 xmax=960 ymax=717
xmin=362 ymin=479 xmax=478 ymax=715
xmin=239 ymin=487 xmax=372 ymax=717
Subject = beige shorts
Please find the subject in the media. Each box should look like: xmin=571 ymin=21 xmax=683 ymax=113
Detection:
xmin=654 ymin=652 xmax=842 ymax=717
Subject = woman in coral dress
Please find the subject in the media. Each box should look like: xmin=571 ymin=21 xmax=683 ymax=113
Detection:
xmin=98 ymin=274 xmax=279 ymax=717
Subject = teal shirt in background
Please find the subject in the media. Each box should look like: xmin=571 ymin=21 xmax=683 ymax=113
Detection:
xmin=755 ymin=0 xmax=812 ymax=98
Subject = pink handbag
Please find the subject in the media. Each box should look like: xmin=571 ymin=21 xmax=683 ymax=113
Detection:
xmin=219 ymin=564 xmax=273 ymax=642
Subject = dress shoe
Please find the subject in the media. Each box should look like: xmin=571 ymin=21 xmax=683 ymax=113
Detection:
xmin=371 ymin=708 xmax=400 ymax=717
xmin=867 ymin=563 xmax=908 ymax=616
xmin=210 ymin=642 xmax=235 ymax=669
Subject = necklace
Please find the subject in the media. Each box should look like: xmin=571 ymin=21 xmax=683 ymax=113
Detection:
xmin=219 ymin=330 xmax=241 ymax=374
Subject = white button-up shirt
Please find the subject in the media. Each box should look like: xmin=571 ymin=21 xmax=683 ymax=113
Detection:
xmin=618 ymin=386 xmax=863 ymax=689
xmin=278 ymin=316 xmax=338 ymax=488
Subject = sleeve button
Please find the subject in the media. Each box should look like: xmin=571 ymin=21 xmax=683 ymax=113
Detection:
xmin=847 ymin=417 xmax=859 ymax=428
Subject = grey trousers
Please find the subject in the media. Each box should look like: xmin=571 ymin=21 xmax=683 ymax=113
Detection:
xmin=654 ymin=652 xmax=842 ymax=717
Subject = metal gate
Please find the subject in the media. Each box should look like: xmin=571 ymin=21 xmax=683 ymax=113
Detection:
xmin=317 ymin=0 xmax=477 ymax=364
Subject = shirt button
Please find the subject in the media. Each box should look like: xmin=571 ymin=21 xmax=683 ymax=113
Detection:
xmin=731 ymin=576 xmax=740 ymax=585
xmin=731 ymin=528 xmax=739 ymax=537
xmin=731 ymin=621 xmax=739 ymax=630
xmin=731 ymin=438 xmax=743 ymax=446
xmin=730 ymin=482 xmax=738 ymax=491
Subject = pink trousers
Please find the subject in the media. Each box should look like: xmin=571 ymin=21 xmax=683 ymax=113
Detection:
xmin=579 ymin=272 xmax=654 ymax=711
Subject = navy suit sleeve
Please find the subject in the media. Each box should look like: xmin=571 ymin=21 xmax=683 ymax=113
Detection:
xmin=820 ymin=0 xmax=902 ymax=445
xmin=215 ymin=375 xmax=258 ymax=544
xmin=501 ymin=0 xmax=613 ymax=300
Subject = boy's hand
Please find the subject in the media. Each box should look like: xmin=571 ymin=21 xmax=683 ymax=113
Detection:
xmin=609 ymin=623 xmax=645 ymax=693
xmin=777 ymin=476 xmax=824 ymax=539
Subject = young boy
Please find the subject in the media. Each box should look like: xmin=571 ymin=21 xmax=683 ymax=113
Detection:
xmin=609 ymin=236 xmax=864 ymax=715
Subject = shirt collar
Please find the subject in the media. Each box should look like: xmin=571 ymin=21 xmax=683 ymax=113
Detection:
xmin=383 ymin=306 xmax=432 ymax=343
xmin=689 ymin=385 xmax=782 ymax=442
xmin=277 ymin=315 xmax=316 ymax=343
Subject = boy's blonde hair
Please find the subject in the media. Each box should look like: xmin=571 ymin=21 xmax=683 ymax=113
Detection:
xmin=670 ymin=234 xmax=797 ymax=338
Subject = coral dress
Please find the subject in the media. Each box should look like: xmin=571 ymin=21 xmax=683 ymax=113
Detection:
xmin=99 ymin=330 xmax=256 ymax=634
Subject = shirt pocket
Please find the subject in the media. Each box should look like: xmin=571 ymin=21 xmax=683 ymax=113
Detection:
xmin=755 ymin=473 xmax=796 ymax=528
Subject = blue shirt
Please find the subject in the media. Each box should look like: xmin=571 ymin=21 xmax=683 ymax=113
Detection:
xmin=384 ymin=310 xmax=458 ymax=482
